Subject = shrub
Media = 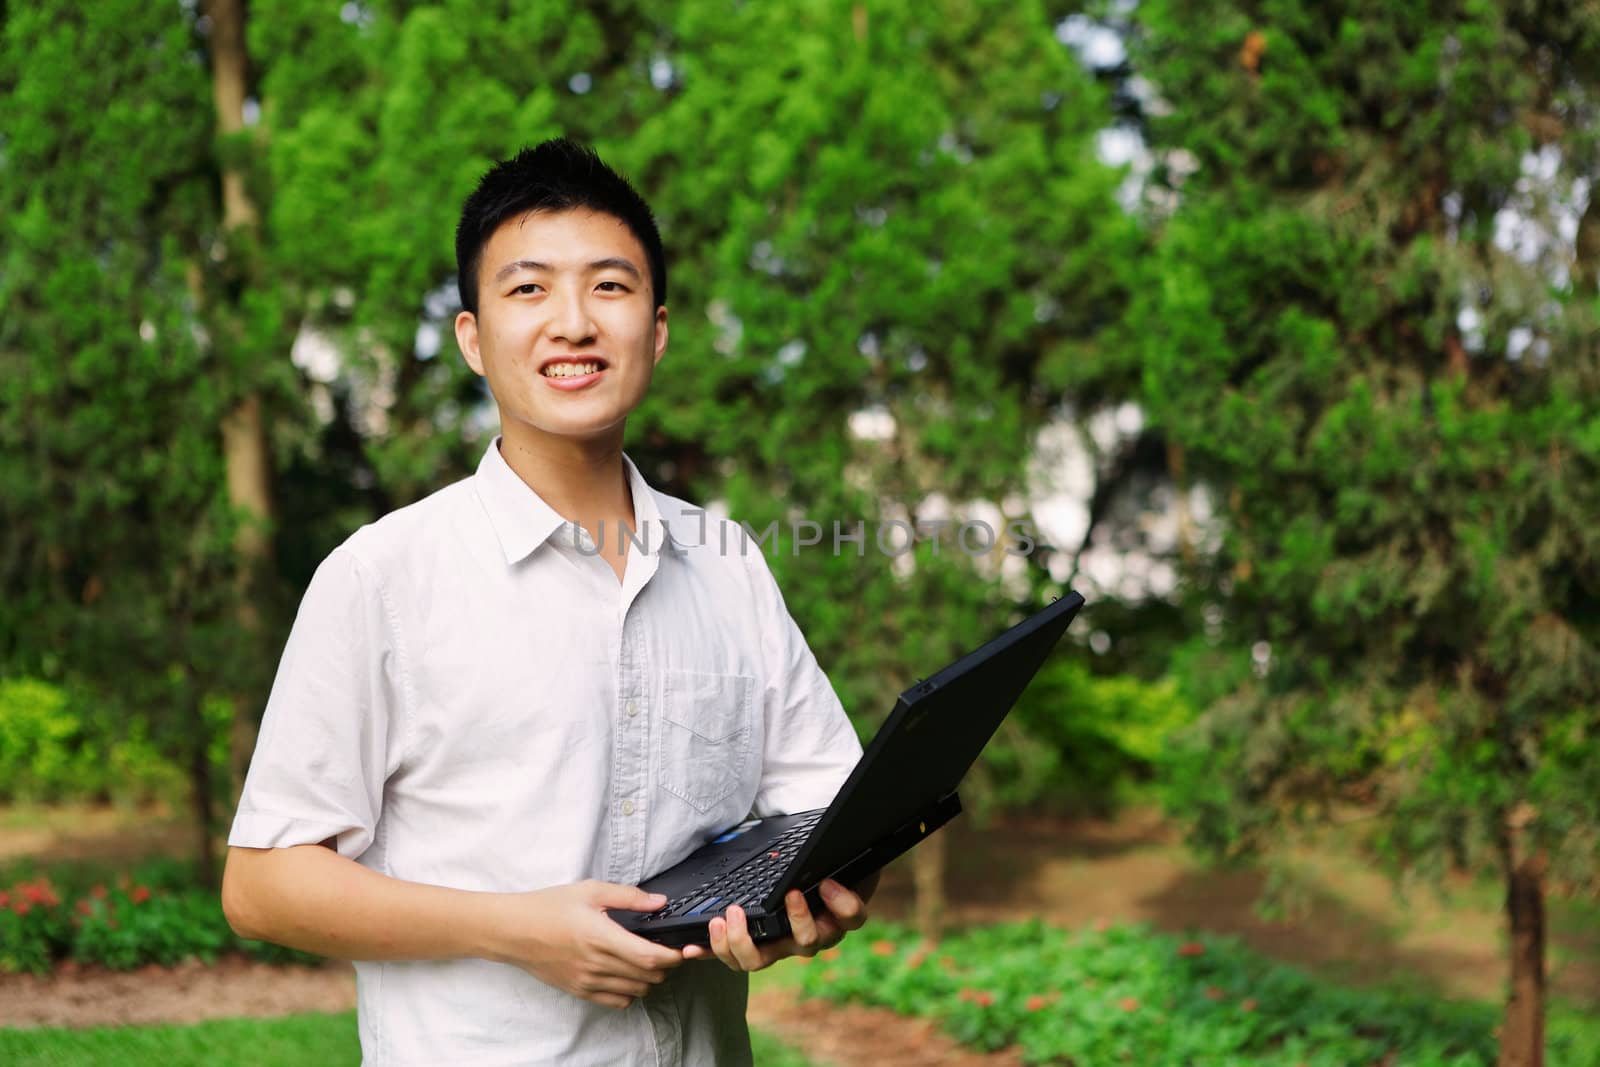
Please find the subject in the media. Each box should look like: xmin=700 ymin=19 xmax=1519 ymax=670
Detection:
xmin=0 ymin=676 xmax=187 ymax=806
xmin=0 ymin=869 xmax=322 ymax=975
xmin=975 ymin=659 xmax=1196 ymax=815
xmin=798 ymin=920 xmax=1600 ymax=1066
xmin=0 ymin=878 xmax=71 ymax=974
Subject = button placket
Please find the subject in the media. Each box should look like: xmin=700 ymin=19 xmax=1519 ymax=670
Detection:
xmin=608 ymin=610 xmax=651 ymax=883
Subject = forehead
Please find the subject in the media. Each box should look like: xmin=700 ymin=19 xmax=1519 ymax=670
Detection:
xmin=481 ymin=208 xmax=647 ymax=274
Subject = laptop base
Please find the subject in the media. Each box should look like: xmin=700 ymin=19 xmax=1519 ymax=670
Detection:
xmin=613 ymin=792 xmax=962 ymax=949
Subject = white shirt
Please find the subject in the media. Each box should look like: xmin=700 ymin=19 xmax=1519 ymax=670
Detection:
xmin=229 ymin=439 xmax=862 ymax=1067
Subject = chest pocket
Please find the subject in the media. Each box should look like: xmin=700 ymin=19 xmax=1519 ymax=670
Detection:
xmin=660 ymin=669 xmax=756 ymax=813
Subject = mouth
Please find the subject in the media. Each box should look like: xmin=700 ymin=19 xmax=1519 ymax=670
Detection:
xmin=539 ymin=357 xmax=608 ymax=379
xmin=538 ymin=357 xmax=608 ymax=390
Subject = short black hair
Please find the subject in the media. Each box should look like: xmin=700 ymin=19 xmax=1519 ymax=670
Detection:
xmin=454 ymin=138 xmax=667 ymax=316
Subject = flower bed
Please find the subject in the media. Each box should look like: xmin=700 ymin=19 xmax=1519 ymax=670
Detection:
xmin=0 ymin=863 xmax=316 ymax=975
xmin=797 ymin=920 xmax=1600 ymax=1066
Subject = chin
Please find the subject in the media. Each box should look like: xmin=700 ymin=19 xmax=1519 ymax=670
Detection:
xmin=521 ymin=412 xmax=630 ymax=442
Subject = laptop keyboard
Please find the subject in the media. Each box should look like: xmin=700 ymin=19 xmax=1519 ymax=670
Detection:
xmin=641 ymin=810 xmax=825 ymax=923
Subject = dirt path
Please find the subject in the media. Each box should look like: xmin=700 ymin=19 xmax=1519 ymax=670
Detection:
xmin=747 ymin=986 xmax=1022 ymax=1067
xmin=0 ymin=957 xmax=356 ymax=1029
xmin=0 ymin=956 xmax=1017 ymax=1067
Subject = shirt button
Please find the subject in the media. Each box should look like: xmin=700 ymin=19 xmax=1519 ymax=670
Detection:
xmin=626 ymin=700 xmax=638 ymax=718
xmin=622 ymin=800 xmax=636 ymax=816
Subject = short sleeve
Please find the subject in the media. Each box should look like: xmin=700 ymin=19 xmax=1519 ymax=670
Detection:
xmin=744 ymin=549 xmax=864 ymax=818
xmin=228 ymin=547 xmax=404 ymax=860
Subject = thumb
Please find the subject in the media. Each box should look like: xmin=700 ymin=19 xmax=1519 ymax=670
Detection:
xmin=587 ymin=881 xmax=668 ymax=912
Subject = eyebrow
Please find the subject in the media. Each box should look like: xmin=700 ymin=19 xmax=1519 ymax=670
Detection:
xmin=492 ymin=257 xmax=644 ymax=284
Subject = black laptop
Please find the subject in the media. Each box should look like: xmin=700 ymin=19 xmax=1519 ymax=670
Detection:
xmin=610 ymin=591 xmax=1085 ymax=948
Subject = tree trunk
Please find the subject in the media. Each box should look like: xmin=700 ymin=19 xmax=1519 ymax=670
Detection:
xmin=911 ymin=825 xmax=947 ymax=941
xmin=1167 ymin=439 xmax=1195 ymax=566
xmin=206 ymin=0 xmax=273 ymax=803
xmin=1498 ymin=806 xmax=1546 ymax=1067
xmin=188 ymin=691 xmax=218 ymax=888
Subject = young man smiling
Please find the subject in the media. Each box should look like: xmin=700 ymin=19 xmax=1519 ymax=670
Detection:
xmin=222 ymin=139 xmax=873 ymax=1065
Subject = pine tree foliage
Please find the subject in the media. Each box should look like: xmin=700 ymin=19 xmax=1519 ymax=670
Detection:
xmin=620 ymin=0 xmax=1138 ymax=728
xmin=1129 ymin=0 xmax=1600 ymax=932
xmin=0 ymin=3 xmax=262 ymax=714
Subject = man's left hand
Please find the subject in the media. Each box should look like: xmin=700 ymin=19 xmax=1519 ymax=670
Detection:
xmin=683 ymin=877 xmax=870 ymax=973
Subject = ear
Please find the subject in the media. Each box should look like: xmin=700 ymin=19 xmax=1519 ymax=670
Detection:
xmin=455 ymin=310 xmax=485 ymax=376
xmin=652 ymin=304 xmax=669 ymax=367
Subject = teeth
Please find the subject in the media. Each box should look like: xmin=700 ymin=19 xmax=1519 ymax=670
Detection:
xmin=543 ymin=361 xmax=600 ymax=378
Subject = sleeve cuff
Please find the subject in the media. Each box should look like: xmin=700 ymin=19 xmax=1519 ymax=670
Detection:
xmin=227 ymin=809 xmax=374 ymax=860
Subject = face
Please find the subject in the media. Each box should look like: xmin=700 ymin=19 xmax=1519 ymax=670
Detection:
xmin=455 ymin=208 xmax=667 ymax=446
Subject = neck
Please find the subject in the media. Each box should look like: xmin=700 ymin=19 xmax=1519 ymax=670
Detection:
xmin=496 ymin=422 xmax=634 ymax=533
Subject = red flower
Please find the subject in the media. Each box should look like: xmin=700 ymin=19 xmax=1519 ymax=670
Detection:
xmin=1204 ymin=985 xmax=1225 ymax=1001
xmin=1178 ymin=941 xmax=1206 ymax=957
xmin=91 ymin=884 xmax=108 ymax=900
xmin=819 ymin=947 xmax=842 ymax=961
xmin=870 ymin=939 xmax=895 ymax=956
xmin=1118 ymin=996 xmax=1141 ymax=1012
xmin=0 ymin=891 xmax=8 ymax=908
xmin=13 ymin=900 xmax=31 ymax=916
xmin=975 ymin=992 xmax=995 ymax=1008
xmin=1241 ymin=998 xmax=1258 ymax=1013
xmin=130 ymin=886 xmax=151 ymax=905
xmin=1025 ymin=994 xmax=1050 ymax=1012
xmin=958 ymin=987 xmax=978 ymax=1002
xmin=76 ymin=900 xmax=94 ymax=916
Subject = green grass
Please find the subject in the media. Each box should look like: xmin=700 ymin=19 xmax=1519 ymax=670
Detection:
xmin=0 ymin=1012 xmax=360 ymax=1066
xmin=751 ymin=1027 xmax=819 ymax=1066
xmin=0 ymin=1012 xmax=817 ymax=1066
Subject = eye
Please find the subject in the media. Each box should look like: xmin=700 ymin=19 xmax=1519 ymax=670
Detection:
xmin=511 ymin=283 xmax=543 ymax=295
xmin=596 ymin=281 xmax=629 ymax=293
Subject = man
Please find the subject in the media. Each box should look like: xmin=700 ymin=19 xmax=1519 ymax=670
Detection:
xmin=222 ymin=138 xmax=874 ymax=1066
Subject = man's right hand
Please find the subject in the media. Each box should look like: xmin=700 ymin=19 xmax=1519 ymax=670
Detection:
xmin=485 ymin=880 xmax=688 ymax=1010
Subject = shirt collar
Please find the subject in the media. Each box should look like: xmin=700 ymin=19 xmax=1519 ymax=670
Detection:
xmin=473 ymin=438 xmax=681 ymax=566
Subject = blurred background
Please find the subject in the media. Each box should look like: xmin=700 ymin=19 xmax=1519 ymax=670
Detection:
xmin=2 ymin=1 xmax=1598 ymax=1064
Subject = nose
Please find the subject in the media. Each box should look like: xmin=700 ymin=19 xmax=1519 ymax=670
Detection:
xmin=547 ymin=285 xmax=597 ymax=346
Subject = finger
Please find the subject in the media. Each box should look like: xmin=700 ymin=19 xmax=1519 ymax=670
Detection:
xmin=784 ymin=889 xmax=822 ymax=953
xmin=589 ymin=881 xmax=669 ymax=913
xmin=708 ymin=915 xmax=739 ymax=970
xmin=586 ymin=975 xmax=653 ymax=1000
xmin=596 ymin=918 xmax=690 ymax=972
xmin=811 ymin=914 xmax=844 ymax=950
xmin=723 ymin=905 xmax=767 ymax=972
xmin=595 ymin=952 xmax=671 ymax=986
xmin=588 ymin=991 xmax=635 ymax=1011
xmin=819 ymin=879 xmax=867 ymax=929
xmin=681 ymin=944 xmax=708 ymax=961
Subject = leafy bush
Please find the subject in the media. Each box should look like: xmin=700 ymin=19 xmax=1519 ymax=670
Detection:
xmin=975 ymin=659 xmax=1196 ymax=815
xmin=0 ymin=676 xmax=186 ymax=805
xmin=798 ymin=920 xmax=1600 ymax=1066
xmin=0 ymin=870 xmax=321 ymax=975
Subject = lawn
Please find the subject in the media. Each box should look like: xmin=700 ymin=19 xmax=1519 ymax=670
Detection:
xmin=0 ymin=1012 xmax=817 ymax=1066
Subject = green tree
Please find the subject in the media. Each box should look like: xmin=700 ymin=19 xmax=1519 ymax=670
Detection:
xmin=0 ymin=0 xmax=281 ymax=878
xmin=620 ymin=0 xmax=1138 ymax=932
xmin=1127 ymin=4 xmax=1600 ymax=1063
